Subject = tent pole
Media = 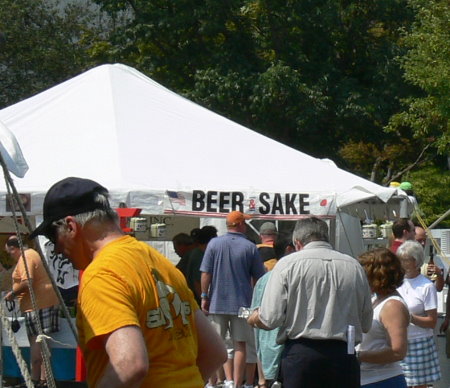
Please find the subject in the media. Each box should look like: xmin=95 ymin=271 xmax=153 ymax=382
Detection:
xmin=428 ymin=209 xmax=450 ymax=230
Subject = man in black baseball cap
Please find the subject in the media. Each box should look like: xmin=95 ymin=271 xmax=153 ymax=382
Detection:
xmin=29 ymin=177 xmax=110 ymax=242
xmin=31 ymin=177 xmax=226 ymax=387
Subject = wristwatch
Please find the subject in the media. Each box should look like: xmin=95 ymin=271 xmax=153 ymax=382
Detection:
xmin=200 ymin=292 xmax=209 ymax=299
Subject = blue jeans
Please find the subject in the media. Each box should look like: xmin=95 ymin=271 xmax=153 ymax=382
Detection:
xmin=362 ymin=374 xmax=407 ymax=388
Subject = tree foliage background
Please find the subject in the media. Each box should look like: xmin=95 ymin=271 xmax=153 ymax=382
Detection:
xmin=0 ymin=0 xmax=448 ymax=226
xmin=387 ymin=0 xmax=450 ymax=227
xmin=0 ymin=0 xmax=93 ymax=107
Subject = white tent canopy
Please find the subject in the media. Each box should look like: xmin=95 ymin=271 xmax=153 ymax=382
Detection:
xmin=0 ymin=63 xmax=407 ymax=221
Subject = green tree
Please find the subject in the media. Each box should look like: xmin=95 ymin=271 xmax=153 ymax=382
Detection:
xmin=9 ymin=0 xmax=432 ymax=190
xmin=243 ymin=0 xmax=417 ymax=161
xmin=339 ymin=139 xmax=434 ymax=184
xmin=408 ymin=162 xmax=450 ymax=228
xmin=387 ymin=0 xmax=450 ymax=155
xmin=178 ymin=0 xmax=418 ymax=162
xmin=384 ymin=0 xmax=450 ymax=225
xmin=0 ymin=0 xmax=96 ymax=108
xmin=88 ymin=0 xmax=260 ymax=90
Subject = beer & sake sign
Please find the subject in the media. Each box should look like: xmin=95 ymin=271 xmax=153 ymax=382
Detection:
xmin=165 ymin=190 xmax=336 ymax=219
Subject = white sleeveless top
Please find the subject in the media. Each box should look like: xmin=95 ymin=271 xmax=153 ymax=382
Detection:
xmin=358 ymin=295 xmax=406 ymax=385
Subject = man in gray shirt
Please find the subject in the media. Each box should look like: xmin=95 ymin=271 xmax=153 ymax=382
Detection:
xmin=248 ymin=217 xmax=373 ymax=388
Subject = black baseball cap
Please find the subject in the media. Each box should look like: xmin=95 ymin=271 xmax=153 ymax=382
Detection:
xmin=29 ymin=177 xmax=109 ymax=239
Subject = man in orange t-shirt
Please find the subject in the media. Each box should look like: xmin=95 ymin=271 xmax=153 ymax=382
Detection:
xmin=4 ymin=235 xmax=59 ymax=386
xmin=29 ymin=177 xmax=227 ymax=387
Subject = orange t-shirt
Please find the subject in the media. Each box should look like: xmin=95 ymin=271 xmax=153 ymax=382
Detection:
xmin=12 ymin=248 xmax=59 ymax=312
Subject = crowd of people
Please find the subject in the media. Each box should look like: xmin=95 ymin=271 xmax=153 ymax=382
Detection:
xmin=1 ymin=176 xmax=448 ymax=388
xmin=173 ymin=216 xmax=448 ymax=388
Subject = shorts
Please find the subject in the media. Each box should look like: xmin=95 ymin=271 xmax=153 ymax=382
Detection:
xmin=399 ymin=336 xmax=441 ymax=386
xmin=219 ymin=323 xmax=257 ymax=363
xmin=209 ymin=314 xmax=253 ymax=343
xmin=24 ymin=305 xmax=60 ymax=337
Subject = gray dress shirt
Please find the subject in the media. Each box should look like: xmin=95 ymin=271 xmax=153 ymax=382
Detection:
xmin=259 ymin=241 xmax=373 ymax=344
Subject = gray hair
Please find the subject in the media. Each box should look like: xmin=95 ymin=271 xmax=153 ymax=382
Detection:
xmin=396 ymin=240 xmax=425 ymax=268
xmin=53 ymin=191 xmax=118 ymax=231
xmin=293 ymin=217 xmax=329 ymax=246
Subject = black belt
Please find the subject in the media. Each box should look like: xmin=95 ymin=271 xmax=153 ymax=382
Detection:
xmin=286 ymin=337 xmax=347 ymax=348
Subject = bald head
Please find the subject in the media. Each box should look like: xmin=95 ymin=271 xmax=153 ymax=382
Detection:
xmin=6 ymin=235 xmax=19 ymax=248
xmin=4 ymin=235 xmax=25 ymax=260
xmin=415 ymin=226 xmax=427 ymax=247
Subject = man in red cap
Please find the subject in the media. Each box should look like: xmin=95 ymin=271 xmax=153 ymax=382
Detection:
xmin=200 ymin=211 xmax=265 ymax=388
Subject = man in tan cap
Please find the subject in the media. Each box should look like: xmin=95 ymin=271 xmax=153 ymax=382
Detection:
xmin=201 ymin=211 xmax=265 ymax=388
xmin=257 ymin=222 xmax=279 ymax=271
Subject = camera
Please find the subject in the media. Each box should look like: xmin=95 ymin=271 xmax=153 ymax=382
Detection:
xmin=11 ymin=319 xmax=21 ymax=333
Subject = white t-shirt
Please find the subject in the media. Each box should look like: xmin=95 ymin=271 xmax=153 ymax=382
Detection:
xmin=397 ymin=274 xmax=437 ymax=339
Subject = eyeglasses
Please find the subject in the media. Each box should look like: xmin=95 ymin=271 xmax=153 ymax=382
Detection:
xmin=45 ymin=220 xmax=65 ymax=245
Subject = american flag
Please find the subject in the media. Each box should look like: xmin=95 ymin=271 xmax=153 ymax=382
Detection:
xmin=167 ymin=191 xmax=186 ymax=205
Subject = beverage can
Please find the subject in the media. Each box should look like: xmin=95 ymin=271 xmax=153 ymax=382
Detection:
xmin=237 ymin=306 xmax=251 ymax=319
xmin=347 ymin=325 xmax=355 ymax=354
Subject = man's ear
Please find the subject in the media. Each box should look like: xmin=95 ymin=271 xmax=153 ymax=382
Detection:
xmin=294 ymin=240 xmax=303 ymax=251
xmin=64 ymin=216 xmax=78 ymax=235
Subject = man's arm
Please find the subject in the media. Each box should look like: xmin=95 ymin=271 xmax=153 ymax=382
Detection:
xmin=97 ymin=325 xmax=149 ymax=388
xmin=4 ymin=279 xmax=30 ymax=301
xmin=5 ymin=254 xmax=32 ymax=301
xmin=200 ymin=272 xmax=212 ymax=314
xmin=195 ymin=309 xmax=227 ymax=381
xmin=250 ymin=247 xmax=265 ymax=283
xmin=247 ymin=308 xmax=271 ymax=330
xmin=427 ymin=263 xmax=445 ymax=291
